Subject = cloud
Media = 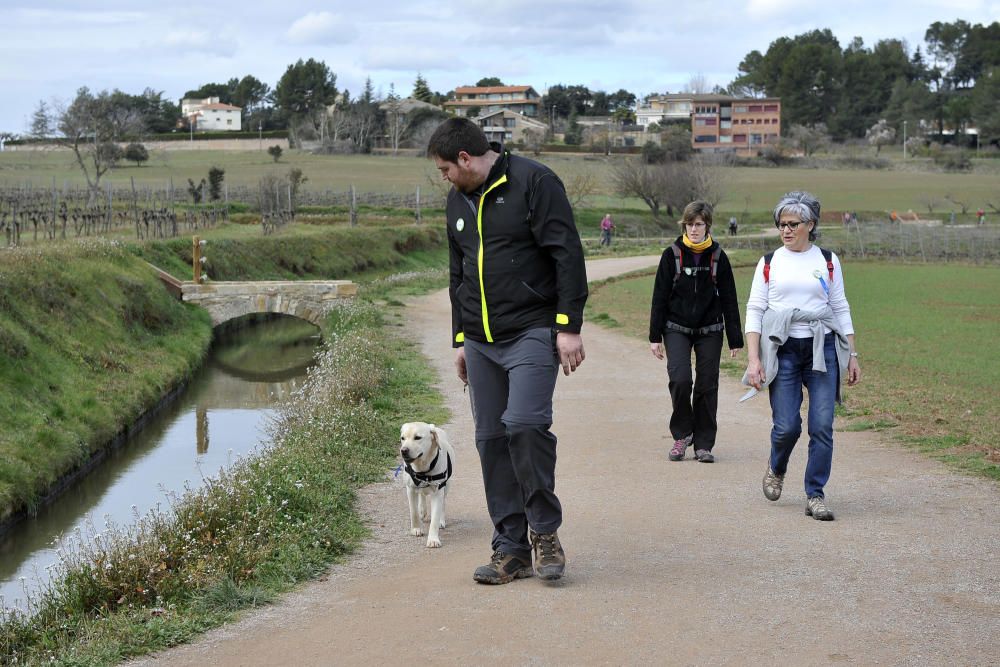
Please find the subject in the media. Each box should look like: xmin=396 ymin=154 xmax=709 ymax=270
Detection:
xmin=361 ymin=46 xmax=462 ymax=72
xmin=745 ymin=0 xmax=805 ymax=17
xmin=286 ymin=11 xmax=358 ymax=45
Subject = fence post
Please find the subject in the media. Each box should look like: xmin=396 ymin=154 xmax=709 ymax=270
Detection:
xmin=350 ymin=184 xmax=357 ymax=227
xmin=415 ymin=185 xmax=421 ymax=225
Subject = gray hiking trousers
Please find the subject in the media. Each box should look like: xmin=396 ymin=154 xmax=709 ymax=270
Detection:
xmin=464 ymin=327 xmax=562 ymax=560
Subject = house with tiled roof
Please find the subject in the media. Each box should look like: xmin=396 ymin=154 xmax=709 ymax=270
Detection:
xmin=180 ymin=96 xmax=242 ymax=131
xmin=444 ymin=86 xmax=541 ymax=118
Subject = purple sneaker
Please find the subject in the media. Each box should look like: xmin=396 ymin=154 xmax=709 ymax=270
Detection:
xmin=668 ymin=434 xmax=693 ymax=461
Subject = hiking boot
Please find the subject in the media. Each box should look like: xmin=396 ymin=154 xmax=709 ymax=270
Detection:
xmin=805 ymin=496 xmax=835 ymax=521
xmin=530 ymin=530 xmax=566 ymax=581
xmin=762 ymin=467 xmax=784 ymax=501
xmin=473 ymin=550 xmax=533 ymax=585
xmin=695 ymin=449 xmax=715 ymax=463
xmin=668 ymin=434 xmax=693 ymax=461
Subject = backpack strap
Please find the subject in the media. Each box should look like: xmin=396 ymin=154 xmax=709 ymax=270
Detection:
xmin=763 ymin=248 xmax=834 ymax=283
xmin=670 ymin=243 xmax=683 ymax=285
xmin=820 ymin=247 xmax=834 ymax=281
xmin=709 ymin=246 xmax=722 ymax=284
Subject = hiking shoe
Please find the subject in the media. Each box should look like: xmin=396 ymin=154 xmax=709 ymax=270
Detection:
xmin=473 ymin=550 xmax=533 ymax=585
xmin=530 ymin=530 xmax=566 ymax=581
xmin=668 ymin=434 xmax=693 ymax=461
xmin=695 ymin=449 xmax=715 ymax=463
xmin=762 ymin=467 xmax=784 ymax=501
xmin=805 ymin=496 xmax=835 ymax=521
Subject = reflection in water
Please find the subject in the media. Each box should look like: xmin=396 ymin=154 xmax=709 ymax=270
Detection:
xmin=0 ymin=315 xmax=320 ymax=610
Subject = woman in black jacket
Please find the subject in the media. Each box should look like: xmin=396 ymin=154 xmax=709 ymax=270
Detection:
xmin=649 ymin=201 xmax=744 ymax=462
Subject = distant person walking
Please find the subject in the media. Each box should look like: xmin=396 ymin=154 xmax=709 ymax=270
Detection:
xmin=742 ymin=191 xmax=861 ymax=521
xmin=977 ymin=208 xmax=986 ymax=226
xmin=600 ymin=213 xmax=615 ymax=246
xmin=728 ymin=215 xmax=738 ymax=236
xmin=649 ymin=201 xmax=743 ymax=464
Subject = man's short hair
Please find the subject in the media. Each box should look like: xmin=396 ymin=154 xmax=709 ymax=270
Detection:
xmin=426 ymin=117 xmax=491 ymax=162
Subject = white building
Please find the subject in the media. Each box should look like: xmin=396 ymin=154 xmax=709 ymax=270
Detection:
xmin=181 ymin=96 xmax=242 ymax=132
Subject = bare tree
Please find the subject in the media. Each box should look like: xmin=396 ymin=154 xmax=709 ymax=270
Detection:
xmin=944 ymin=193 xmax=969 ymax=215
xmin=382 ymin=85 xmax=415 ymax=156
xmin=613 ymin=158 xmax=671 ymax=222
xmin=49 ymin=88 xmax=144 ymax=203
xmin=563 ymin=171 xmax=598 ymax=210
xmin=684 ymin=74 xmax=711 ymax=94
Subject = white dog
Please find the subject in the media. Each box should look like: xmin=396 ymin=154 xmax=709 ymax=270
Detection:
xmin=399 ymin=422 xmax=454 ymax=548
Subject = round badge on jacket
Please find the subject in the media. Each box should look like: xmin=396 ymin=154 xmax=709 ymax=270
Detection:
xmin=456 ymin=218 xmax=465 ymax=232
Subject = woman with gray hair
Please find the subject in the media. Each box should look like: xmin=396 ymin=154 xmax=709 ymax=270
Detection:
xmin=742 ymin=191 xmax=861 ymax=521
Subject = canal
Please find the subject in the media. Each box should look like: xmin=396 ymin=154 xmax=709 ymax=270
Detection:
xmin=0 ymin=315 xmax=321 ymax=610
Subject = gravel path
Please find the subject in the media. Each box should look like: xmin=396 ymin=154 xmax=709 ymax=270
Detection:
xmin=135 ymin=255 xmax=1000 ymax=666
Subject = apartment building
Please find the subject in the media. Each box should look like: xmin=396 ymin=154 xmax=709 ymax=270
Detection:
xmin=691 ymin=96 xmax=781 ymax=153
xmin=639 ymin=94 xmax=782 ymax=154
xmin=444 ymin=86 xmax=541 ymax=117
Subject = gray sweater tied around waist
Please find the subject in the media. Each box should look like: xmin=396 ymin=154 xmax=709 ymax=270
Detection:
xmin=741 ymin=306 xmax=852 ymax=403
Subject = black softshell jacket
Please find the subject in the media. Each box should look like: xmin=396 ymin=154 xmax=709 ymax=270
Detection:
xmin=447 ymin=148 xmax=588 ymax=346
xmin=648 ymin=236 xmax=744 ymax=349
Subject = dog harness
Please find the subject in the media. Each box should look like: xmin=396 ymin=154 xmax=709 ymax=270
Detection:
xmin=404 ymin=450 xmax=453 ymax=490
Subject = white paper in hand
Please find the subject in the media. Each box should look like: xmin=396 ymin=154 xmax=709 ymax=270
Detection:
xmin=738 ymin=387 xmax=759 ymax=403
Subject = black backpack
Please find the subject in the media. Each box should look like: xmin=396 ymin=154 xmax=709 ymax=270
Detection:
xmin=669 ymin=243 xmax=722 ymax=286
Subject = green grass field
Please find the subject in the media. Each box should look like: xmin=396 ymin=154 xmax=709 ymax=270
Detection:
xmin=586 ymin=256 xmax=1000 ymax=480
xmin=3 ymin=148 xmax=998 ymax=216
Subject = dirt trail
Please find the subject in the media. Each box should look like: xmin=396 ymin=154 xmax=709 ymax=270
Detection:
xmin=136 ymin=256 xmax=999 ymax=666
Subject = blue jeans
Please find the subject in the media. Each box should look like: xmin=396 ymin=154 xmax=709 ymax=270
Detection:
xmin=768 ymin=336 xmax=838 ymax=498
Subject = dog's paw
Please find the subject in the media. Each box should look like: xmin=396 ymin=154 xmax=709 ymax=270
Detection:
xmin=425 ymin=537 xmax=442 ymax=548
xmin=438 ymin=519 xmax=447 ymax=529
xmin=409 ymin=527 xmax=424 ymax=537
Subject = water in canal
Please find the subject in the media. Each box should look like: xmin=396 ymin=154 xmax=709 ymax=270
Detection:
xmin=0 ymin=315 xmax=321 ymax=610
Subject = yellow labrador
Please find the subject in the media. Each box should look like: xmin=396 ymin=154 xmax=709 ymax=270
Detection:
xmin=399 ymin=422 xmax=454 ymax=548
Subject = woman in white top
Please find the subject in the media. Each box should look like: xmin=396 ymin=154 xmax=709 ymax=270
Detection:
xmin=744 ymin=191 xmax=861 ymax=521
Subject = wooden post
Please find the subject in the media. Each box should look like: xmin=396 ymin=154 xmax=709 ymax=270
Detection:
xmin=350 ymin=184 xmax=357 ymax=227
xmin=415 ymin=185 xmax=421 ymax=225
xmin=192 ymin=235 xmax=202 ymax=283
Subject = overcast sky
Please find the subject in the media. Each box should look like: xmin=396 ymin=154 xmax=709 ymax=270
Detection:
xmin=4 ymin=0 xmax=999 ymax=133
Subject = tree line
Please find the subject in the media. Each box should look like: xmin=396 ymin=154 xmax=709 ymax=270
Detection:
xmin=726 ymin=20 xmax=1000 ymax=145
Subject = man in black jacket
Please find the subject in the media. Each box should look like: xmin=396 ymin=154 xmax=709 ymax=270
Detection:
xmin=427 ymin=118 xmax=588 ymax=584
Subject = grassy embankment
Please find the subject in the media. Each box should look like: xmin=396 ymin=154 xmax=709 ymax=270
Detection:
xmin=586 ymin=253 xmax=1000 ymax=481
xmin=0 ymin=225 xmax=447 ymax=523
xmin=1 ymin=226 xmax=451 ymax=664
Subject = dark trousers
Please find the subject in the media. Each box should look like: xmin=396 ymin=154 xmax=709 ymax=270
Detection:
xmin=664 ymin=330 xmax=723 ymax=450
xmin=464 ymin=328 xmax=561 ymax=560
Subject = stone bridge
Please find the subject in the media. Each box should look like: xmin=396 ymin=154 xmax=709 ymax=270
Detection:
xmin=181 ymin=280 xmax=357 ymax=327
xmin=150 ymin=265 xmax=357 ymax=327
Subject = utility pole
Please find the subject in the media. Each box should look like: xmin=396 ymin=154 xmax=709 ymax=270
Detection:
xmin=903 ymin=120 xmax=907 ymax=160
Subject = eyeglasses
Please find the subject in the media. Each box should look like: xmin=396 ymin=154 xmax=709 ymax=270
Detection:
xmin=684 ymin=222 xmax=706 ymax=228
xmin=775 ymin=221 xmax=805 ymax=231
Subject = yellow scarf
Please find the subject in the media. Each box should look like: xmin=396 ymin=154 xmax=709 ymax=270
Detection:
xmin=682 ymin=234 xmax=713 ymax=253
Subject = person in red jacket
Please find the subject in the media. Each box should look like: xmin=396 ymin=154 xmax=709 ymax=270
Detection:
xmin=427 ymin=118 xmax=588 ymax=585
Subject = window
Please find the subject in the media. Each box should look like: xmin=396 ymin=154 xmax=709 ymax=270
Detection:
xmin=751 ymin=133 xmax=763 ymax=144
xmin=695 ymin=118 xmax=708 ymax=127
xmin=719 ymin=135 xmax=733 ymax=143
xmin=705 ymin=117 xmax=717 ymax=126
xmin=756 ymin=119 xmax=763 ymax=124
xmin=694 ymin=135 xmax=715 ymax=143
xmin=733 ymin=134 xmax=747 ymax=143
xmin=505 ymin=118 xmax=516 ymax=128
xmin=764 ymin=104 xmax=779 ymax=112
xmin=505 ymin=132 xmax=512 ymax=141
xmin=748 ymin=105 xmax=762 ymax=113
xmin=720 ymin=120 xmax=732 ymax=129
xmin=734 ymin=105 xmax=748 ymax=113
xmin=227 ymin=119 xmax=232 ymax=125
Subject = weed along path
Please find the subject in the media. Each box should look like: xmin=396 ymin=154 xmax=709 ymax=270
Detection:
xmin=137 ymin=256 xmax=1000 ymax=666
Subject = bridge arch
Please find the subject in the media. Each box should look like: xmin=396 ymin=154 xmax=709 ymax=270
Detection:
xmin=180 ymin=280 xmax=357 ymax=329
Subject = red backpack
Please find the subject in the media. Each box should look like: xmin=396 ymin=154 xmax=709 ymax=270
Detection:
xmin=763 ymin=248 xmax=834 ymax=284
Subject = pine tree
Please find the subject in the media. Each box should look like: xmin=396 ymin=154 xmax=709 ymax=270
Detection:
xmin=413 ymin=74 xmax=433 ymax=103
